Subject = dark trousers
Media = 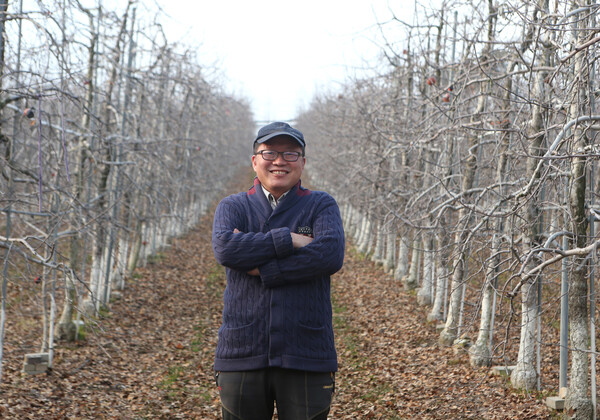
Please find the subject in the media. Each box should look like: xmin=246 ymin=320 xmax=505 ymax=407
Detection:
xmin=215 ymin=368 xmax=335 ymax=420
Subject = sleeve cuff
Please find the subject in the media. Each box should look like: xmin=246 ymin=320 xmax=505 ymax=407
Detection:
xmin=259 ymin=259 xmax=281 ymax=288
xmin=271 ymin=227 xmax=293 ymax=258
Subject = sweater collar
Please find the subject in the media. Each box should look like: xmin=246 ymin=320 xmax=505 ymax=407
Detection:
xmin=248 ymin=177 xmax=309 ymax=214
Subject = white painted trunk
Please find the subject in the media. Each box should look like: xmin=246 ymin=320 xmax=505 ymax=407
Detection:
xmin=178 ymin=207 xmax=187 ymax=236
xmin=54 ymin=271 xmax=77 ymax=342
xmin=111 ymin=238 xmax=129 ymax=290
xmin=439 ymin=232 xmax=469 ymax=346
xmin=185 ymin=203 xmax=195 ymax=230
xmin=166 ymin=218 xmax=175 ymax=239
xmin=358 ymin=217 xmax=372 ymax=255
xmin=100 ymin=245 xmax=113 ymax=306
xmin=127 ymin=220 xmax=142 ymax=274
xmin=343 ymin=205 xmax=355 ymax=238
xmin=417 ymin=235 xmax=434 ymax=305
xmin=470 ymin=283 xmax=493 ymax=367
xmin=349 ymin=206 xmax=359 ymax=238
xmin=470 ymin=234 xmax=501 ymax=367
xmin=428 ymin=263 xmax=448 ymax=322
xmin=366 ymin=219 xmax=374 ymax=255
xmin=81 ymin=253 xmax=103 ymax=317
xmin=140 ymin=222 xmax=151 ymax=266
xmin=394 ymin=236 xmax=410 ymax=281
xmin=353 ymin=211 xmax=362 ymax=245
xmin=156 ymin=223 xmax=165 ymax=250
xmin=355 ymin=213 xmax=368 ymax=249
xmin=372 ymin=223 xmax=384 ymax=264
xmin=404 ymin=238 xmax=421 ymax=290
xmin=510 ymin=279 xmax=538 ymax=390
xmin=383 ymin=230 xmax=396 ymax=273
xmin=341 ymin=203 xmax=353 ymax=232
xmin=566 ymin=264 xmax=593 ymax=419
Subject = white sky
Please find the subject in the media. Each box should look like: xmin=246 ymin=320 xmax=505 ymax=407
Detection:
xmin=156 ymin=0 xmax=401 ymax=123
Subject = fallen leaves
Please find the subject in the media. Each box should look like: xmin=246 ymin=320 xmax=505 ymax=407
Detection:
xmin=328 ymin=254 xmax=556 ymax=419
xmin=0 ymin=176 xmax=559 ymax=419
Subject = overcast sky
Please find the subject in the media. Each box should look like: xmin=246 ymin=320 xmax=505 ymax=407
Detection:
xmin=156 ymin=0 xmax=401 ymax=123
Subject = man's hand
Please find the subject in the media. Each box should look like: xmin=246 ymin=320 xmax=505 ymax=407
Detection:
xmin=291 ymin=232 xmax=313 ymax=249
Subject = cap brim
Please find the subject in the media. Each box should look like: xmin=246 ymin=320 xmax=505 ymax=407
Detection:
xmin=255 ymin=132 xmax=305 ymax=147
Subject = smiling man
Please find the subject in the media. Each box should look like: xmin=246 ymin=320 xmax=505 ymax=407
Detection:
xmin=212 ymin=122 xmax=345 ymax=420
xmin=252 ymin=134 xmax=305 ymax=202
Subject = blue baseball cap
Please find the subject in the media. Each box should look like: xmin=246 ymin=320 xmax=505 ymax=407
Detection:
xmin=254 ymin=122 xmax=305 ymax=148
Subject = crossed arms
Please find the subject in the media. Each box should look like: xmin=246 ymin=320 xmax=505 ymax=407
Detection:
xmin=233 ymin=228 xmax=313 ymax=275
xmin=212 ymin=196 xmax=345 ymax=287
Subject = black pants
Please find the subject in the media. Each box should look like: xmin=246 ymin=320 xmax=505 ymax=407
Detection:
xmin=215 ymin=368 xmax=335 ymax=420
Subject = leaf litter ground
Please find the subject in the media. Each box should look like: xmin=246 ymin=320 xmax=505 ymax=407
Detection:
xmin=0 ymin=180 xmax=559 ymax=419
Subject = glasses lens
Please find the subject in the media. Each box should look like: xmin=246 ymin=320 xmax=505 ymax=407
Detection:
xmin=258 ymin=151 xmax=301 ymax=161
xmin=260 ymin=151 xmax=277 ymax=160
xmin=283 ymin=152 xmax=300 ymax=162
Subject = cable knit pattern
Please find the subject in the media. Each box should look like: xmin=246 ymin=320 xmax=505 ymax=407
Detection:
xmin=212 ymin=178 xmax=345 ymax=372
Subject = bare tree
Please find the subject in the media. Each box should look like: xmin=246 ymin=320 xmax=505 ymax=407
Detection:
xmin=439 ymin=0 xmax=496 ymax=346
xmin=0 ymin=0 xmax=254 ymax=381
xmin=297 ymin=0 xmax=600 ymax=411
xmin=564 ymin=1 xmax=595 ymax=417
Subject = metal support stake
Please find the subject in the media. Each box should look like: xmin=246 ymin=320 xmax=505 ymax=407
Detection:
xmin=559 ymin=234 xmax=569 ymax=392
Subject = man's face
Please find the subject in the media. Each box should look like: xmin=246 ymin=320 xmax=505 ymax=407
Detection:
xmin=252 ymin=136 xmax=305 ymax=199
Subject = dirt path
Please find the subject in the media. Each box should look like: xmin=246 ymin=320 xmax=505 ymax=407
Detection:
xmin=1 ymin=185 xmax=557 ymax=419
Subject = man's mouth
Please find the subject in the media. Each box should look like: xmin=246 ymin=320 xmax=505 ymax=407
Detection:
xmin=270 ymin=170 xmax=288 ymax=175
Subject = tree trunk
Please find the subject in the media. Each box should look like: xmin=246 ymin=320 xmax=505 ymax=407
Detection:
xmin=511 ymin=0 xmax=551 ymax=390
xmin=383 ymin=229 xmax=396 ymax=273
xmin=429 ymin=224 xmax=450 ymax=322
xmin=439 ymin=225 xmax=470 ymax=345
xmin=82 ymin=1 xmax=133 ymax=314
xmin=372 ymin=222 xmax=384 ymax=264
xmin=429 ymin=257 xmax=448 ymax=323
xmin=395 ymin=235 xmax=410 ymax=281
xmin=470 ymin=39 xmax=519 ymax=365
xmin=565 ymin=2 xmax=592 ymax=414
xmin=127 ymin=217 xmax=143 ymax=275
xmin=0 ymin=0 xmax=11 ymax=385
xmin=358 ymin=216 xmax=373 ymax=255
xmin=56 ymin=10 xmax=97 ymax=342
xmin=439 ymin=0 xmax=495 ymax=345
xmin=438 ymin=106 xmax=482 ymax=345
xmin=511 ymin=277 xmax=539 ymax=389
xmin=470 ymin=231 xmax=500 ymax=367
xmin=510 ymin=114 xmax=544 ymax=390
xmin=404 ymin=237 xmax=421 ymax=290
xmin=417 ymin=234 xmax=434 ymax=305
xmin=111 ymin=238 xmax=128 ymax=291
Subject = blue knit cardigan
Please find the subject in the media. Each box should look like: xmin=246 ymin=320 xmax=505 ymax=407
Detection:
xmin=212 ymin=178 xmax=345 ymax=372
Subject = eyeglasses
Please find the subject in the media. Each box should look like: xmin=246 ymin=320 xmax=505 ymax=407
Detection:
xmin=255 ymin=150 xmax=304 ymax=162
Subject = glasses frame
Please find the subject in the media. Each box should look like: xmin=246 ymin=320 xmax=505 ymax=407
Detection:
xmin=255 ymin=150 xmax=304 ymax=162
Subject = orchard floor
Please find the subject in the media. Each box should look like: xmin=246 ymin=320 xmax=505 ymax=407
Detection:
xmin=1 ymin=184 xmax=560 ymax=419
